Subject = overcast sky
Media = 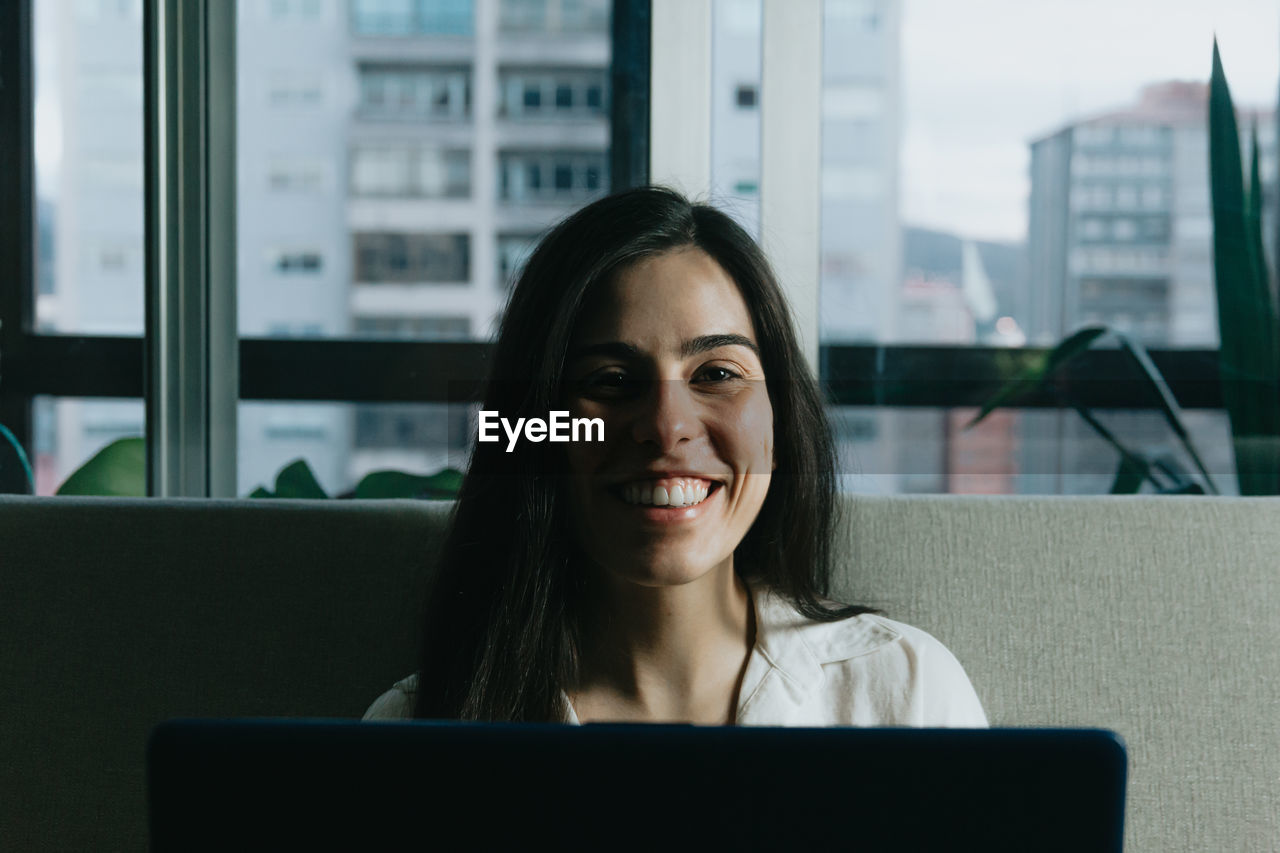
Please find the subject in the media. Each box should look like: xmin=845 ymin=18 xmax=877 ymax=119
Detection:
xmin=901 ymin=0 xmax=1280 ymax=242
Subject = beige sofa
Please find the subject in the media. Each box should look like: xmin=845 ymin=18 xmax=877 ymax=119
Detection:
xmin=2 ymin=494 xmax=1277 ymax=850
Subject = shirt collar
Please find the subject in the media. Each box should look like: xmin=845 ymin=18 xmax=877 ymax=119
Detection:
xmin=734 ymin=584 xmax=826 ymax=723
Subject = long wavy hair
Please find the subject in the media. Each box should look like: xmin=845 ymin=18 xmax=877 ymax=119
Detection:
xmin=414 ymin=186 xmax=871 ymax=722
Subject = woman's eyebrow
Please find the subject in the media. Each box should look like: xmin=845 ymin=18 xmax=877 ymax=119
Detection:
xmin=567 ymin=341 xmax=644 ymax=362
xmin=680 ymin=334 xmax=759 ymax=358
xmin=568 ymin=334 xmax=759 ymax=362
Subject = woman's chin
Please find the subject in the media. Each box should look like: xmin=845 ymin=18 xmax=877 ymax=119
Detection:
xmin=602 ymin=555 xmax=725 ymax=589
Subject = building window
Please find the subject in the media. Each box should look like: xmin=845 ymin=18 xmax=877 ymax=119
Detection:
xmin=266 ymin=0 xmax=324 ymax=20
xmin=350 ymin=146 xmax=471 ymax=197
xmin=357 ymin=65 xmax=471 ymax=120
xmin=351 ymin=0 xmax=474 ymax=36
xmin=270 ymin=250 xmax=324 ymax=274
xmin=498 ymin=0 xmax=609 ymax=34
xmin=267 ymin=71 xmax=324 ymax=107
xmin=1078 ymin=218 xmax=1107 ymax=241
xmin=1111 ymin=218 xmax=1138 ymax=241
xmin=735 ymin=84 xmax=758 ymax=108
xmin=499 ymin=69 xmax=609 ymax=118
xmin=500 ymin=151 xmax=609 ymax=203
xmin=267 ymin=158 xmax=327 ymax=193
xmin=355 ymin=404 xmax=472 ymax=449
xmin=497 ymin=234 xmax=540 ymax=286
xmin=353 ymin=233 xmax=470 ymax=283
xmin=353 ymin=316 xmax=471 ymax=339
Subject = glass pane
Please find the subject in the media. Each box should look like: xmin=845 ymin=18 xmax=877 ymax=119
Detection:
xmin=33 ymin=0 xmax=145 ymax=335
xmin=829 ymin=405 xmax=1238 ymax=495
xmin=237 ymin=402 xmax=477 ymax=497
xmin=32 ymin=396 xmax=145 ymax=496
xmin=238 ymin=0 xmax=612 ymax=344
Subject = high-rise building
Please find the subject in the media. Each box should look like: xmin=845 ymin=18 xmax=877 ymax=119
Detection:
xmin=1028 ymin=81 xmax=1276 ymax=348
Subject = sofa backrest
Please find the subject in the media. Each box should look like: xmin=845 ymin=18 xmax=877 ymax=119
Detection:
xmin=2 ymin=494 xmax=1277 ymax=851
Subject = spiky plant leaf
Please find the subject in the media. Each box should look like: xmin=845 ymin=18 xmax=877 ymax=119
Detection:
xmin=1208 ymin=40 xmax=1280 ymax=494
xmin=1110 ymin=330 xmax=1218 ymax=494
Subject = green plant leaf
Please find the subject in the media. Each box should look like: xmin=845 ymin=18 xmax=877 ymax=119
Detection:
xmin=964 ymin=325 xmax=1107 ymax=430
xmin=354 ymin=467 xmax=464 ymax=499
xmin=56 ymin=437 xmax=146 ymax=496
xmin=271 ymin=459 xmax=329 ymax=499
xmin=248 ymin=486 xmax=274 ymax=498
xmin=1208 ymin=39 xmax=1280 ymax=494
xmin=1109 ymin=329 xmax=1219 ymax=495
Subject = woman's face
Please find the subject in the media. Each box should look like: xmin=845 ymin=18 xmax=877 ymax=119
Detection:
xmin=562 ymin=247 xmax=775 ymax=589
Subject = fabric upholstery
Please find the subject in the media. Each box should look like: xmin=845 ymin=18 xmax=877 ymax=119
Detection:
xmin=1 ymin=494 xmax=1276 ymax=850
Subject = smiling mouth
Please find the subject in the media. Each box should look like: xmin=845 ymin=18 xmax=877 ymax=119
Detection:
xmin=608 ymin=478 xmax=724 ymax=509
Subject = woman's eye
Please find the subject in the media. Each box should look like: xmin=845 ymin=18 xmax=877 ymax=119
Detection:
xmin=580 ymin=370 xmax=637 ymax=396
xmin=695 ymin=366 xmax=741 ymax=383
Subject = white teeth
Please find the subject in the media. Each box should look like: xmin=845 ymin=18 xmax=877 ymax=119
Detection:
xmin=618 ymin=479 xmax=714 ymax=508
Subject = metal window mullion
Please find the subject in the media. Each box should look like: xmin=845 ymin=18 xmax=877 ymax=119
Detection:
xmin=144 ymin=0 xmax=236 ymax=498
xmin=760 ymin=0 xmax=822 ymax=375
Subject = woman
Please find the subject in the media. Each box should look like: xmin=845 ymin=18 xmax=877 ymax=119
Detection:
xmin=365 ymin=186 xmax=986 ymax=726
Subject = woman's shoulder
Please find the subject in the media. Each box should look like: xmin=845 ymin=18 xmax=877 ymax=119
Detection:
xmin=361 ymin=673 xmax=418 ymax=721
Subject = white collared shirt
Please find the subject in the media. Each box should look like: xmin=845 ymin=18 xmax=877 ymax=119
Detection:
xmin=363 ymin=586 xmax=988 ymax=727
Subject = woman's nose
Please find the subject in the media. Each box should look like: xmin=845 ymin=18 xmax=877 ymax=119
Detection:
xmin=630 ymin=379 xmax=699 ymax=452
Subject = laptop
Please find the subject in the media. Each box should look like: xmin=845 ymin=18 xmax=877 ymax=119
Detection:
xmin=148 ymin=720 xmax=1126 ymax=851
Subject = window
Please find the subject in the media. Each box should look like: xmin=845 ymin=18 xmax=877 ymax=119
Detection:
xmin=351 ymin=0 xmax=474 ymax=36
xmin=498 ymin=0 xmax=609 ymax=34
xmin=267 ymin=158 xmax=327 ymax=193
xmin=353 ymin=233 xmax=471 ymax=283
xmin=497 ymin=234 xmax=540 ymax=286
xmin=270 ymin=250 xmax=325 ymax=274
xmin=357 ymin=65 xmax=471 ymax=120
xmin=500 ymin=151 xmax=608 ymax=202
xmin=354 ymin=316 xmax=471 ymax=339
xmin=267 ymin=71 xmax=324 ymax=107
xmin=355 ymin=403 xmax=474 ymax=450
xmin=735 ymin=84 xmax=757 ymax=108
xmin=500 ymin=69 xmax=609 ymax=117
xmin=350 ymin=147 xmax=471 ymax=197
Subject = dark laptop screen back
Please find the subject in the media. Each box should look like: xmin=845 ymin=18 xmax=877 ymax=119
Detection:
xmin=148 ymin=720 xmax=1126 ymax=851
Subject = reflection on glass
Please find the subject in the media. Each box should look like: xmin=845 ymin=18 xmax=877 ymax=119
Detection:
xmin=828 ymin=406 xmax=1238 ymax=496
xmin=238 ymin=402 xmax=477 ymax=498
